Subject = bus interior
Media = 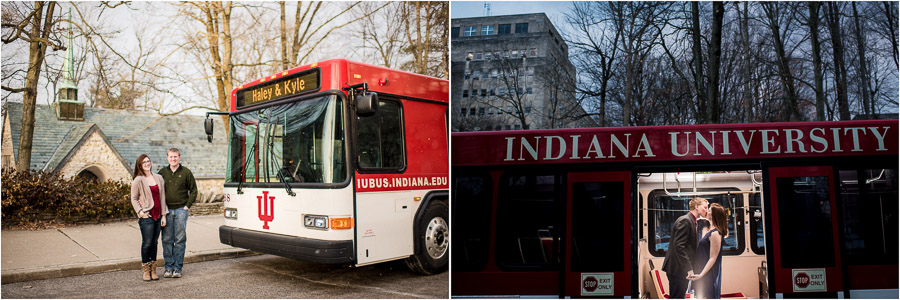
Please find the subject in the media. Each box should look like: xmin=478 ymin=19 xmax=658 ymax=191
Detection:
xmin=637 ymin=170 xmax=766 ymax=299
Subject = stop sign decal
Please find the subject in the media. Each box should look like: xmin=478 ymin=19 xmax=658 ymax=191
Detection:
xmin=792 ymin=269 xmax=826 ymax=292
xmin=794 ymin=272 xmax=810 ymax=288
xmin=581 ymin=273 xmax=613 ymax=296
xmin=583 ymin=276 xmax=598 ymax=292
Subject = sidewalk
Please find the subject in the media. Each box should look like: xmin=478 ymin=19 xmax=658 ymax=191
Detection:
xmin=1 ymin=215 xmax=257 ymax=283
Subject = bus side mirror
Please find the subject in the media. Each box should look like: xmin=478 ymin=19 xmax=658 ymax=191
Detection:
xmin=204 ymin=118 xmax=214 ymax=143
xmin=356 ymin=92 xmax=379 ymax=117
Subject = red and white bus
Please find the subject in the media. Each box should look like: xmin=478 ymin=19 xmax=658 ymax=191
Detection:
xmin=451 ymin=120 xmax=898 ymax=298
xmin=206 ymin=59 xmax=449 ymax=274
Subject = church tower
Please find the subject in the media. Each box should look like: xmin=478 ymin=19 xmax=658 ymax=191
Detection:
xmin=55 ymin=9 xmax=83 ymax=121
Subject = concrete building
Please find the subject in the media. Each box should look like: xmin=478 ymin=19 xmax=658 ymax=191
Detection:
xmin=451 ymin=13 xmax=595 ymax=131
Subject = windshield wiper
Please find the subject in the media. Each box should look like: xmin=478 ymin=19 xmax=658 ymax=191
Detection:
xmin=237 ymin=121 xmax=260 ymax=195
xmin=265 ymin=115 xmax=295 ymax=196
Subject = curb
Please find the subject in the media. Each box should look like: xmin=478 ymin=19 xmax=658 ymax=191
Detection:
xmin=1 ymin=249 xmax=260 ymax=284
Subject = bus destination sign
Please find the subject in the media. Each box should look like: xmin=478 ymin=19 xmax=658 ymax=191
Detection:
xmin=237 ymin=69 xmax=320 ymax=108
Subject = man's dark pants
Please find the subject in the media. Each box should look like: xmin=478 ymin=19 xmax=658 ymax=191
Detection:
xmin=667 ymin=270 xmax=689 ymax=299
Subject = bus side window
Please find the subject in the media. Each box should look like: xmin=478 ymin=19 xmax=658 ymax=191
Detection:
xmin=648 ymin=189 xmax=744 ymax=257
xmin=357 ymin=99 xmax=405 ymax=170
xmin=496 ymin=173 xmax=558 ymax=270
xmin=839 ymin=168 xmax=899 ymax=265
xmin=775 ymin=176 xmax=834 ymax=268
xmin=452 ymin=172 xmax=492 ymax=272
xmin=749 ymin=193 xmax=765 ymax=255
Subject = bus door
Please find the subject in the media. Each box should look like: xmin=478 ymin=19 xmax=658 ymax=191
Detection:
xmin=564 ymin=171 xmax=632 ymax=298
xmin=765 ymin=166 xmax=844 ymax=298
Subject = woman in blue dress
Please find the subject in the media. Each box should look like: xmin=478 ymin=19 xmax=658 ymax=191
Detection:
xmin=688 ymin=203 xmax=728 ymax=298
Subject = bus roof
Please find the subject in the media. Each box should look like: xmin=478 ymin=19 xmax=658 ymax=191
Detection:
xmin=452 ymin=120 xmax=899 ymax=166
xmin=230 ymin=59 xmax=448 ymax=112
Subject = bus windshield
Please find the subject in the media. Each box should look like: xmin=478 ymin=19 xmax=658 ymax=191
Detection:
xmin=228 ymin=95 xmax=346 ymax=184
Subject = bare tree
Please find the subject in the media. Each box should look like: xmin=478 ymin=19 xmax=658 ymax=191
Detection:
xmin=399 ymin=1 xmax=448 ymax=78
xmin=825 ymin=2 xmax=851 ymax=120
xmin=690 ymin=2 xmax=707 ymax=124
xmin=706 ymin=2 xmax=724 ymax=123
xmin=851 ymin=2 xmax=874 ymax=119
xmin=566 ymin=1 xmax=620 ymax=127
xmin=2 ymin=1 xmax=64 ymax=170
xmin=609 ymin=2 xmax=669 ymax=126
xmin=735 ymin=2 xmax=754 ymax=122
xmin=761 ymin=2 xmax=803 ymax=121
xmin=807 ymin=2 xmax=826 ymax=121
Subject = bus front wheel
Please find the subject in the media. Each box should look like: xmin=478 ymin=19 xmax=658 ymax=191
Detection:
xmin=406 ymin=200 xmax=448 ymax=275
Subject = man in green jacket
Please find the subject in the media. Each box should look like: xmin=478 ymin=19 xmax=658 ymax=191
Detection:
xmin=158 ymin=148 xmax=198 ymax=278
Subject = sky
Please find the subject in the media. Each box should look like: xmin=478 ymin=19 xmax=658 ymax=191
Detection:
xmin=451 ymin=1 xmax=574 ymax=31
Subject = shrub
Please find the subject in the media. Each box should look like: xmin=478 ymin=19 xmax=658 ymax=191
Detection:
xmin=2 ymin=169 xmax=133 ymax=229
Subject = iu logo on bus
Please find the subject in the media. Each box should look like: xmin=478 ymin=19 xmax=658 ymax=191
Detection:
xmin=257 ymin=191 xmax=275 ymax=229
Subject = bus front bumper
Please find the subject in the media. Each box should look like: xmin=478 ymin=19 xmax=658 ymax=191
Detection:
xmin=219 ymin=225 xmax=354 ymax=264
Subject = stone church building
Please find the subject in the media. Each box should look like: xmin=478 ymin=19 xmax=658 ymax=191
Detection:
xmin=2 ymin=102 xmax=229 ymax=203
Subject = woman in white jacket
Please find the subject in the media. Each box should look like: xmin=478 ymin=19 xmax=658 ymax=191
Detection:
xmin=131 ymin=154 xmax=168 ymax=281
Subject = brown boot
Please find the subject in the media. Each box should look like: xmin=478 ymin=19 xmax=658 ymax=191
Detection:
xmin=149 ymin=261 xmax=159 ymax=280
xmin=141 ymin=262 xmax=151 ymax=281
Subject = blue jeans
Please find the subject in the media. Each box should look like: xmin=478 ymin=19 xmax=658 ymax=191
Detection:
xmin=162 ymin=207 xmax=188 ymax=271
xmin=138 ymin=217 xmax=161 ymax=264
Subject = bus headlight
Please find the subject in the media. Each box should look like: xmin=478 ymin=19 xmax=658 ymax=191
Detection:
xmin=224 ymin=208 xmax=238 ymax=219
xmin=304 ymin=215 xmax=329 ymax=230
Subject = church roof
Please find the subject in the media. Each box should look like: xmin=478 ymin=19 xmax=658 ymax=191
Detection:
xmin=4 ymin=102 xmax=227 ymax=178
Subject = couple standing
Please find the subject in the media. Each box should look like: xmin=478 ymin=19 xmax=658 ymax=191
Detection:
xmin=661 ymin=197 xmax=729 ymax=299
xmin=130 ymin=148 xmax=198 ymax=281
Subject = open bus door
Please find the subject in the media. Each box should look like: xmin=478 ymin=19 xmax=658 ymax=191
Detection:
xmin=564 ymin=171 xmax=633 ymax=298
xmin=765 ymin=166 xmax=844 ymax=298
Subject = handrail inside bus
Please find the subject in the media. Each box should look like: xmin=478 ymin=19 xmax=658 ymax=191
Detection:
xmin=662 ymin=173 xmax=761 ymax=197
xmin=866 ymin=169 xmax=886 ymax=184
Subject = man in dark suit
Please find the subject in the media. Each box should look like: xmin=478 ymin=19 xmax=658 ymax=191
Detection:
xmin=661 ymin=197 xmax=709 ymax=298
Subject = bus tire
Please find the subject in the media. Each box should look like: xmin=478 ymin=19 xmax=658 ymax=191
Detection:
xmin=406 ymin=200 xmax=448 ymax=275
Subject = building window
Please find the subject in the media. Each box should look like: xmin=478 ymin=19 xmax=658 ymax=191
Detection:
xmin=511 ymin=50 xmax=518 ymax=57
xmin=490 ymin=69 xmax=498 ymax=78
xmin=505 ymin=125 xmax=511 ymax=130
xmin=460 ymin=107 xmax=467 ymax=116
xmin=478 ymin=107 xmax=485 ymax=116
xmin=464 ymin=26 xmax=477 ymax=36
xmin=525 ymin=106 xmax=532 ymax=114
xmin=498 ymin=24 xmax=512 ymax=35
xmin=498 ymin=88 xmax=506 ymax=96
xmin=462 ymin=90 xmax=469 ymax=98
xmin=470 ymin=107 xmax=476 ymax=116
xmin=515 ymin=23 xmax=528 ymax=34
xmin=464 ymin=72 xmax=470 ymax=80
xmin=514 ymin=124 xmax=521 ymax=130
xmin=481 ymin=25 xmax=494 ymax=35
xmin=526 ymin=87 xmax=533 ymax=94
xmin=484 ymin=51 xmax=492 ymax=60
xmin=451 ymin=27 xmax=460 ymax=37
xmin=475 ymin=52 xmax=483 ymax=60
xmin=473 ymin=71 xmax=481 ymax=80
xmin=489 ymin=88 xmax=496 ymax=96
xmin=488 ymin=107 xmax=494 ymax=115
xmin=529 ymin=48 xmax=537 ymax=57
xmin=480 ymin=89 xmax=487 ymax=96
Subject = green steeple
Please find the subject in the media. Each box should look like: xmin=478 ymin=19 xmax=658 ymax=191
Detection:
xmin=56 ymin=8 xmax=83 ymax=121
xmin=58 ymin=8 xmax=77 ymax=91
